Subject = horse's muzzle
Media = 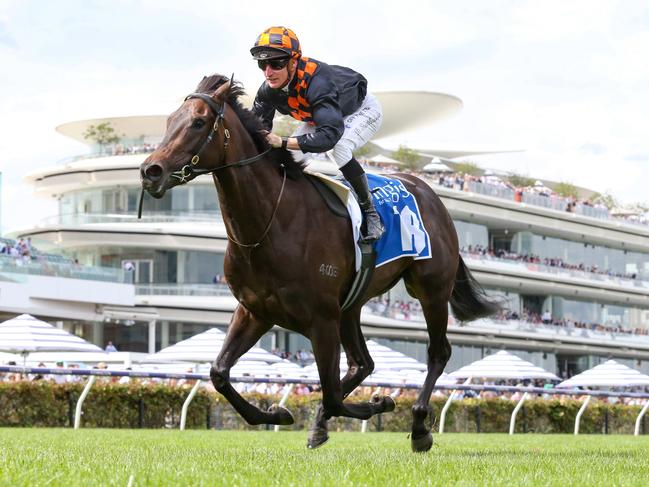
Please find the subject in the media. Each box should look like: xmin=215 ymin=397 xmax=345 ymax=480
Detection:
xmin=140 ymin=162 xmax=167 ymax=198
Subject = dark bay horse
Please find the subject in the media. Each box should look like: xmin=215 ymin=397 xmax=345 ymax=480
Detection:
xmin=140 ymin=74 xmax=499 ymax=452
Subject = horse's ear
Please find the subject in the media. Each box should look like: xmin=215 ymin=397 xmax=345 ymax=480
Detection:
xmin=212 ymin=80 xmax=231 ymax=103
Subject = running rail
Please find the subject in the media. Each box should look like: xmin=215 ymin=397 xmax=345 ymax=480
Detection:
xmin=2 ymin=366 xmax=649 ymax=434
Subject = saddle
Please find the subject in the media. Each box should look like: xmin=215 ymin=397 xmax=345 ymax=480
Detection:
xmin=305 ymin=174 xmax=349 ymax=218
xmin=304 ymin=172 xmax=375 ymax=312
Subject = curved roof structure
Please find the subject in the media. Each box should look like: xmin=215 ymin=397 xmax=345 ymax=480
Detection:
xmin=55 ymin=91 xmax=462 ymax=144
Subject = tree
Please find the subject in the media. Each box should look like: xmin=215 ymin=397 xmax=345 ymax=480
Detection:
xmin=588 ymin=191 xmax=618 ymax=210
xmin=506 ymin=172 xmax=535 ymax=188
xmin=454 ymin=161 xmax=481 ymax=176
xmin=271 ymin=115 xmax=300 ymax=137
xmin=83 ymin=122 xmax=120 ymax=154
xmin=391 ymin=145 xmax=421 ymax=170
xmin=554 ymin=182 xmax=579 ymax=199
xmin=352 ymin=144 xmax=372 ymax=158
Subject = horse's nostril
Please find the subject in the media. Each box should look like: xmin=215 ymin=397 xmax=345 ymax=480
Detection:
xmin=144 ymin=164 xmax=163 ymax=181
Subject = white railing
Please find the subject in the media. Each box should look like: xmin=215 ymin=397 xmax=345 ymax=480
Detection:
xmin=2 ymin=365 xmax=648 ymax=436
xmin=134 ymin=283 xmax=231 ymax=297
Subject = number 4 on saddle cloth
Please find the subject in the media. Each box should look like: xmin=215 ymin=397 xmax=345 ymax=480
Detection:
xmin=305 ymin=170 xmax=432 ymax=311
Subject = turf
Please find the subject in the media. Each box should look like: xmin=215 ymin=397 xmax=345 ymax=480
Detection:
xmin=1 ymin=429 xmax=648 ymax=486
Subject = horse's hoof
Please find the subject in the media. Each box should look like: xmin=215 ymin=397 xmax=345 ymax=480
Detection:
xmin=411 ymin=432 xmax=433 ymax=453
xmin=268 ymin=404 xmax=294 ymax=425
xmin=383 ymin=396 xmax=396 ymax=413
xmin=307 ymin=427 xmax=329 ymax=449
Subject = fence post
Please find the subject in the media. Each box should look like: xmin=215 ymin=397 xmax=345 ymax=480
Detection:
xmin=509 ymin=392 xmax=529 ymax=435
xmin=475 ymin=405 xmax=481 ymax=433
xmin=574 ymin=395 xmax=591 ymax=435
xmin=361 ymin=387 xmax=382 ymax=433
xmin=74 ymin=375 xmax=96 ymax=429
xmin=273 ymin=383 xmax=295 ymax=432
xmin=440 ymin=378 xmax=471 ymax=434
xmin=180 ymin=380 xmax=202 ymax=431
xmin=634 ymin=400 xmax=649 ymax=436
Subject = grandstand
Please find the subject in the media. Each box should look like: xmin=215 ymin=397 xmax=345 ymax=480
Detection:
xmin=11 ymin=92 xmax=649 ymax=379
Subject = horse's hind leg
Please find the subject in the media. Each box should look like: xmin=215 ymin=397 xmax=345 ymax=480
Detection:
xmin=403 ymin=271 xmax=453 ymax=453
xmin=210 ymin=304 xmax=294 ymax=426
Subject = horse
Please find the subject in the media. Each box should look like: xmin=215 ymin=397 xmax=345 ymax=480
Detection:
xmin=140 ymin=74 xmax=500 ymax=452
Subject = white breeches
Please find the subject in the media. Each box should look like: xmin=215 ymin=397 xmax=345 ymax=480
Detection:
xmin=290 ymin=93 xmax=383 ymax=168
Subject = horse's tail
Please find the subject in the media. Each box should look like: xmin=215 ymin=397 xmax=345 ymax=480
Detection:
xmin=449 ymin=255 xmax=502 ymax=322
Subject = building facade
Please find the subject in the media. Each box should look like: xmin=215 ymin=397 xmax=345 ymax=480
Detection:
xmin=13 ymin=94 xmax=649 ymax=378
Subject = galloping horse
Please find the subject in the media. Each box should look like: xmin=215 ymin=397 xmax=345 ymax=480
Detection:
xmin=140 ymin=74 xmax=499 ymax=452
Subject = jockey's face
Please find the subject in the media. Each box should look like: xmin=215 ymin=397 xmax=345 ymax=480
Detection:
xmin=262 ymin=58 xmax=296 ymax=89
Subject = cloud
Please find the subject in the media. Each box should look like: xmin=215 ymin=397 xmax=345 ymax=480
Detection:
xmin=1 ymin=0 xmax=649 ymax=231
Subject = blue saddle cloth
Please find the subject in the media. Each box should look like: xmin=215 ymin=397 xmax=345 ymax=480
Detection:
xmin=366 ymin=173 xmax=432 ymax=267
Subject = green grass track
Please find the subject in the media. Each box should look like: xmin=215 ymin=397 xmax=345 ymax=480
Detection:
xmin=1 ymin=429 xmax=648 ymax=486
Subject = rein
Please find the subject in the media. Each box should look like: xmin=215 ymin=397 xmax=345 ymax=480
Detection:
xmin=138 ymin=90 xmax=281 ymax=249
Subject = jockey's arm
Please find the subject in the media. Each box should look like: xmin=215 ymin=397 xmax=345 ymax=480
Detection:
xmin=294 ymin=74 xmax=345 ymax=153
xmin=251 ymin=87 xmax=276 ymax=132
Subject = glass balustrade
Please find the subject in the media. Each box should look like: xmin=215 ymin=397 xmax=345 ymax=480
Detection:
xmin=0 ymin=254 xmax=131 ymax=283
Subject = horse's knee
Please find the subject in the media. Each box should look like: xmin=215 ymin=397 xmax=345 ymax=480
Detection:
xmin=412 ymin=403 xmax=429 ymax=422
xmin=210 ymin=365 xmax=229 ymax=389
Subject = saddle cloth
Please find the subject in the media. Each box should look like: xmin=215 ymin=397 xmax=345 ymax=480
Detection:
xmin=366 ymin=173 xmax=432 ymax=267
xmin=305 ymin=169 xmax=432 ymax=269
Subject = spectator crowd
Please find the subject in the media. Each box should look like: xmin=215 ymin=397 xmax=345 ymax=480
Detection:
xmin=461 ymin=244 xmax=639 ymax=281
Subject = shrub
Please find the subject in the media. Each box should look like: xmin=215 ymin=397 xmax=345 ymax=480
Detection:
xmin=0 ymin=382 xmax=644 ymax=434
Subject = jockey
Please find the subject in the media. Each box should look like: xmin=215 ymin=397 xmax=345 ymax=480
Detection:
xmin=250 ymin=26 xmax=384 ymax=244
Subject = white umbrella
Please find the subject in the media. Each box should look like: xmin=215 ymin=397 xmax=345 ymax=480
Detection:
xmin=402 ymin=371 xmax=457 ymax=387
xmin=558 ymin=360 xmax=649 ymax=388
xmin=360 ymin=340 xmax=428 ymax=372
xmin=0 ymin=314 xmax=102 ymax=363
xmin=144 ymin=327 xmax=282 ymax=365
xmin=369 ymin=154 xmax=403 ymax=166
xmin=422 ymin=161 xmax=453 ymax=173
xmin=302 ymin=339 xmax=428 ymax=384
xmin=449 ymin=350 xmax=559 ymax=381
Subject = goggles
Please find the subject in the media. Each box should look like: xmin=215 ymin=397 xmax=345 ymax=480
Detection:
xmin=257 ymin=58 xmax=289 ymax=71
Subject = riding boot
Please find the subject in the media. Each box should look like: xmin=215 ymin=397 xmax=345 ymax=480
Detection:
xmin=347 ymin=173 xmax=385 ymax=244
xmin=340 ymin=157 xmax=385 ymax=244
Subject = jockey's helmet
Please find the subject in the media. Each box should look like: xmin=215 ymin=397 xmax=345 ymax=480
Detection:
xmin=250 ymin=26 xmax=301 ymax=60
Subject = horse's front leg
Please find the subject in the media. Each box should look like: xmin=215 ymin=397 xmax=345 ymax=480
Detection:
xmin=309 ymin=310 xmax=387 ymax=447
xmin=210 ymin=304 xmax=294 ymax=426
xmin=307 ymin=315 xmax=395 ymax=449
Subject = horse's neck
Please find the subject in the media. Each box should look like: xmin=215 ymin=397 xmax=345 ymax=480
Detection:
xmin=213 ymin=139 xmax=283 ymax=244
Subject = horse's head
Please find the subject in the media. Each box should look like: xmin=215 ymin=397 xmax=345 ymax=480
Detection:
xmin=140 ymin=78 xmax=233 ymax=198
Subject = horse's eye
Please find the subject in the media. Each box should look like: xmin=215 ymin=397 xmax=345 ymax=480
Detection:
xmin=191 ymin=119 xmax=206 ymax=129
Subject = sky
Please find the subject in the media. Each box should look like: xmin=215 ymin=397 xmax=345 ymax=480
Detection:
xmin=1 ymin=0 xmax=648 ymax=233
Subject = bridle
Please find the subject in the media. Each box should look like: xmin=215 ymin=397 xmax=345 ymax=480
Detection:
xmin=169 ymin=93 xmax=272 ymax=184
xmin=138 ymin=88 xmax=285 ymax=250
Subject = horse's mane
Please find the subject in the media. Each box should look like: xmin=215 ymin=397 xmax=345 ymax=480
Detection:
xmin=195 ymin=74 xmax=305 ymax=179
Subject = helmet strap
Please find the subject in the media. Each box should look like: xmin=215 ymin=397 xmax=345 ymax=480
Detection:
xmin=278 ymin=59 xmax=297 ymax=90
